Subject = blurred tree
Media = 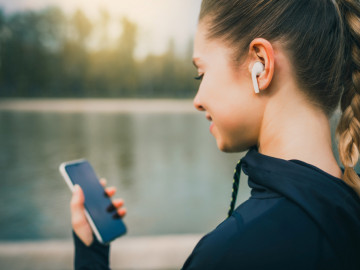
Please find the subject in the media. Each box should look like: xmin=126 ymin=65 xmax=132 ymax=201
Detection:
xmin=110 ymin=17 xmax=138 ymax=97
xmin=71 ymin=9 xmax=92 ymax=46
xmin=0 ymin=8 xmax=198 ymax=98
xmin=61 ymin=9 xmax=93 ymax=97
xmin=0 ymin=8 xmax=11 ymax=86
xmin=38 ymin=7 xmax=67 ymax=96
xmin=117 ymin=17 xmax=137 ymax=59
xmin=3 ymin=10 xmax=49 ymax=96
xmin=99 ymin=9 xmax=110 ymax=49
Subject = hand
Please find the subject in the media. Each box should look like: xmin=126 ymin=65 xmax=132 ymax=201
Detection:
xmin=70 ymin=178 xmax=127 ymax=246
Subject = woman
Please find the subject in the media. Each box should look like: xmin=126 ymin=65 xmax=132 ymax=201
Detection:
xmin=70 ymin=0 xmax=360 ymax=269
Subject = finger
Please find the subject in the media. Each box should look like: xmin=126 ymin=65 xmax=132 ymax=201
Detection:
xmin=112 ymin=198 xmax=124 ymax=209
xmin=117 ymin=207 xmax=127 ymax=217
xmin=106 ymin=199 xmax=124 ymax=212
xmin=100 ymin=178 xmax=107 ymax=187
xmin=105 ymin=186 xmax=116 ymax=197
xmin=113 ymin=208 xmax=127 ymax=219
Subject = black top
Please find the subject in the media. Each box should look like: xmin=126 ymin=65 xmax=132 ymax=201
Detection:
xmin=74 ymin=146 xmax=360 ymax=269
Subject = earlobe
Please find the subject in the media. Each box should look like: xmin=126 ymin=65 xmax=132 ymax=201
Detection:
xmin=248 ymin=38 xmax=275 ymax=93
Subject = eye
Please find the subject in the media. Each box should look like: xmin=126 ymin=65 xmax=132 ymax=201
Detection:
xmin=194 ymin=74 xmax=204 ymax=81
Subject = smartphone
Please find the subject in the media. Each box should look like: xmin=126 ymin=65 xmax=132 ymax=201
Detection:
xmin=59 ymin=159 xmax=127 ymax=244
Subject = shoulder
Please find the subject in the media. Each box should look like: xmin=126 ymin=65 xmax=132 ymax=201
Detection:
xmin=226 ymin=198 xmax=323 ymax=266
xmin=182 ymin=196 xmax=339 ymax=270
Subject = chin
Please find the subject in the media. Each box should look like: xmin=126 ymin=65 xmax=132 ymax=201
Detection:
xmin=217 ymin=141 xmax=237 ymax=153
xmin=217 ymin=140 xmax=254 ymax=153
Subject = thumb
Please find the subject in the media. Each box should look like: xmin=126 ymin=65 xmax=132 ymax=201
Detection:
xmin=71 ymin=185 xmax=85 ymax=210
xmin=70 ymin=185 xmax=94 ymax=246
xmin=70 ymin=184 xmax=88 ymax=229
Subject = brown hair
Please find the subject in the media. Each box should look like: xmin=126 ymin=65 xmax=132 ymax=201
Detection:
xmin=336 ymin=0 xmax=360 ymax=195
xmin=199 ymin=0 xmax=360 ymax=195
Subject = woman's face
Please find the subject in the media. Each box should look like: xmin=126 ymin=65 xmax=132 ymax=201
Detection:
xmin=192 ymin=22 xmax=266 ymax=152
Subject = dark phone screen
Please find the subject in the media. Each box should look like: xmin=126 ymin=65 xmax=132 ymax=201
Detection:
xmin=65 ymin=161 xmax=126 ymax=243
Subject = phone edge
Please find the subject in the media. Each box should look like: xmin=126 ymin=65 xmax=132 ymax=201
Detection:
xmin=59 ymin=160 xmax=105 ymax=244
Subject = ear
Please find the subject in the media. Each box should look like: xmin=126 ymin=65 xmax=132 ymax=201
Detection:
xmin=248 ymin=38 xmax=275 ymax=92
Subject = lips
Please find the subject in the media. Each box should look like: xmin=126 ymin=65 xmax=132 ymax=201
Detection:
xmin=209 ymin=122 xmax=214 ymax=132
xmin=205 ymin=114 xmax=214 ymax=132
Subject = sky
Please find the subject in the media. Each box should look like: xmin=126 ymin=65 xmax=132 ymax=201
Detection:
xmin=0 ymin=0 xmax=202 ymax=58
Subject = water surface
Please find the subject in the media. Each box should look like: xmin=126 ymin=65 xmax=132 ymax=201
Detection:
xmin=0 ymin=110 xmax=245 ymax=240
xmin=0 ymin=102 xmax=350 ymax=241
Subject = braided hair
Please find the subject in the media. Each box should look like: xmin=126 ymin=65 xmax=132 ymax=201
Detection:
xmin=336 ymin=0 xmax=360 ymax=195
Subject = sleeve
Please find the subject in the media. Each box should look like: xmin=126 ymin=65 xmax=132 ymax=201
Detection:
xmin=73 ymin=231 xmax=111 ymax=270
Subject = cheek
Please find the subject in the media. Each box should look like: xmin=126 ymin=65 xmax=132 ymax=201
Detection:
xmin=219 ymin=95 xmax=263 ymax=146
xmin=203 ymin=67 xmax=236 ymax=94
xmin=200 ymin=76 xmax=220 ymax=98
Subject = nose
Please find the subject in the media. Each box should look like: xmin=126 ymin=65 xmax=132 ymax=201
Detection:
xmin=193 ymin=93 xmax=205 ymax=111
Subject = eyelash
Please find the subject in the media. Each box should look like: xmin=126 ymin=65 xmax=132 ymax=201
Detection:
xmin=194 ymin=74 xmax=204 ymax=81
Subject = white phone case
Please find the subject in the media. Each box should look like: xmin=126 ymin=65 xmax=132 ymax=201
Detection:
xmin=59 ymin=159 xmax=105 ymax=244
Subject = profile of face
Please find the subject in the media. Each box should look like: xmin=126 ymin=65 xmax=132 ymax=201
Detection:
xmin=192 ymin=22 xmax=268 ymax=153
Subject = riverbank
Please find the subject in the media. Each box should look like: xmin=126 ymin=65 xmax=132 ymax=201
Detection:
xmin=0 ymin=234 xmax=202 ymax=270
xmin=0 ymin=99 xmax=196 ymax=113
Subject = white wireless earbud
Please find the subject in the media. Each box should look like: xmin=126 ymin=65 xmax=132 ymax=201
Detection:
xmin=252 ymin=62 xmax=265 ymax=94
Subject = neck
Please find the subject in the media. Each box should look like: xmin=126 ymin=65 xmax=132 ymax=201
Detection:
xmin=257 ymin=89 xmax=342 ymax=179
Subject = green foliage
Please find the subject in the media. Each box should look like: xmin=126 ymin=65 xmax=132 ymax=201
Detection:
xmin=0 ymin=7 xmax=199 ymax=98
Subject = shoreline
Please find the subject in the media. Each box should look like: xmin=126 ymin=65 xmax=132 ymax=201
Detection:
xmin=0 ymin=98 xmax=197 ymax=113
xmin=0 ymin=234 xmax=202 ymax=270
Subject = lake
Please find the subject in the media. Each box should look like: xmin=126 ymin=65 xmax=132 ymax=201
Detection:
xmin=0 ymin=99 xmax=348 ymax=241
xmin=0 ymin=99 xmax=248 ymax=241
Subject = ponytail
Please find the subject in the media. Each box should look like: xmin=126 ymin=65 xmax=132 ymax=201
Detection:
xmin=335 ymin=0 xmax=360 ymax=195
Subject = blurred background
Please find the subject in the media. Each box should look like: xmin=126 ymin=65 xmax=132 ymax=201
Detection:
xmin=0 ymin=1 xmax=247 ymax=269
xmin=0 ymin=1 xmax=351 ymax=269
xmin=0 ymin=0 xmax=202 ymax=98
